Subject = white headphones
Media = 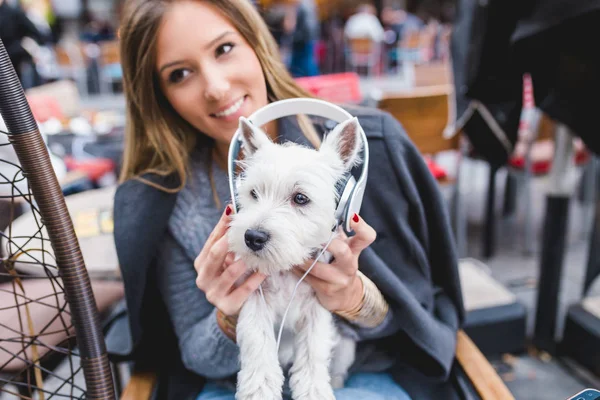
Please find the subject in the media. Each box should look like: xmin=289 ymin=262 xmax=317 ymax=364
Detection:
xmin=227 ymin=98 xmax=369 ymax=235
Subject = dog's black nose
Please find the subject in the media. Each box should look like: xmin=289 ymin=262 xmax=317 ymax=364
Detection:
xmin=244 ymin=229 xmax=270 ymax=251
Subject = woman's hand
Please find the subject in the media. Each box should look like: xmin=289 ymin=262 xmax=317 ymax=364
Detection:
xmin=194 ymin=204 xmax=266 ymax=318
xmin=292 ymin=213 xmax=377 ymax=313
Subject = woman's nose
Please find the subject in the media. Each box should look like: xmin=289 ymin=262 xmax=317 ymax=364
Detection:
xmin=203 ymin=68 xmax=230 ymax=102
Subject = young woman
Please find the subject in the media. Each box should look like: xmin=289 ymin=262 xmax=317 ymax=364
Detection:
xmin=113 ymin=1 xmax=465 ymax=399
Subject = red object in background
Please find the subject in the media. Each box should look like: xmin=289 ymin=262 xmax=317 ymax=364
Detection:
xmin=295 ymin=73 xmax=363 ymax=104
xmin=314 ymin=40 xmax=327 ymax=66
xmin=63 ymin=156 xmax=115 ymax=183
xmin=423 ymin=157 xmax=448 ymax=180
xmin=522 ymin=73 xmax=534 ymax=109
xmin=509 ymin=146 xmax=590 ymax=175
xmin=27 ymin=95 xmax=64 ymax=122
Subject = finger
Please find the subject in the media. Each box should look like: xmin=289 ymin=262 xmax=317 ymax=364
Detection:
xmin=337 ymin=227 xmax=349 ymax=241
xmin=224 ymin=252 xmax=236 ymax=267
xmin=209 ymin=259 xmax=248 ymax=299
xmin=195 ymin=234 xmax=229 ymax=275
xmin=295 ymin=259 xmax=348 ymax=284
xmin=348 ymin=213 xmax=377 ymax=253
xmin=194 ymin=205 xmax=233 ymax=268
xmin=325 ymin=239 xmax=356 ymax=272
xmin=227 ymin=272 xmax=267 ymax=308
xmin=292 ymin=268 xmax=330 ymax=293
xmin=205 ymin=204 xmax=234 ymax=248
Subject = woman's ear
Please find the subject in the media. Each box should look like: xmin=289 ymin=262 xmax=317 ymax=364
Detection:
xmin=320 ymin=117 xmax=363 ymax=169
xmin=238 ymin=117 xmax=272 ymax=156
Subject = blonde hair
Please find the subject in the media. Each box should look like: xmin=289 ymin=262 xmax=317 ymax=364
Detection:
xmin=118 ymin=0 xmax=318 ymax=192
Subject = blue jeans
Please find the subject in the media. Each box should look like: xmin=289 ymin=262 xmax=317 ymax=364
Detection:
xmin=196 ymin=372 xmax=411 ymax=400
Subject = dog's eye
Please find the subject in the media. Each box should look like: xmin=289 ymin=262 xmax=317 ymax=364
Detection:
xmin=250 ymin=189 xmax=258 ymax=199
xmin=293 ymin=193 xmax=310 ymax=205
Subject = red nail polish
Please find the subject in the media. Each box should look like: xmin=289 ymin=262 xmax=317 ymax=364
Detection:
xmin=225 ymin=205 xmax=232 ymax=216
xmin=352 ymin=213 xmax=359 ymax=223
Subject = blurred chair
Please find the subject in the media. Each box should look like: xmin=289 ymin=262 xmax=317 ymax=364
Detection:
xmin=503 ymin=110 xmax=591 ymax=255
xmin=413 ymin=61 xmax=452 ymax=87
xmin=377 ymin=85 xmax=466 ymax=255
xmin=53 ymin=41 xmax=89 ymax=96
xmin=396 ymin=29 xmax=422 ymax=64
xmin=346 ymin=37 xmax=381 ymax=76
xmin=0 ymin=279 xmax=124 ymax=372
xmin=98 ymin=40 xmax=122 ymax=94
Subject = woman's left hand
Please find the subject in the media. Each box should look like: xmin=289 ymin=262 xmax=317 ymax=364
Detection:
xmin=292 ymin=213 xmax=377 ymax=313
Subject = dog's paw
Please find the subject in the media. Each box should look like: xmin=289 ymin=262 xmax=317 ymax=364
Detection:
xmin=236 ymin=382 xmax=283 ymax=400
xmin=236 ymin=367 xmax=284 ymax=400
xmin=235 ymin=387 xmax=282 ymax=400
xmin=290 ymin=380 xmax=335 ymax=400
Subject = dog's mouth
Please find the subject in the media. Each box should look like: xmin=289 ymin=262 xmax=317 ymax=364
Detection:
xmin=241 ymin=252 xmax=296 ymax=276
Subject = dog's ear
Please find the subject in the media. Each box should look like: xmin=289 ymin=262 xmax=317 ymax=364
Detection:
xmin=238 ymin=117 xmax=271 ymax=156
xmin=321 ymin=117 xmax=362 ymax=169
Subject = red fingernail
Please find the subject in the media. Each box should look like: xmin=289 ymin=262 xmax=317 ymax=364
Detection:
xmin=225 ymin=205 xmax=232 ymax=216
xmin=352 ymin=213 xmax=359 ymax=223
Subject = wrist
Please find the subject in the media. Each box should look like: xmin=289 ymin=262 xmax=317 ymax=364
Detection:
xmin=341 ymin=274 xmax=365 ymax=314
xmin=334 ymin=271 xmax=389 ymax=328
xmin=216 ymin=309 xmax=238 ymax=342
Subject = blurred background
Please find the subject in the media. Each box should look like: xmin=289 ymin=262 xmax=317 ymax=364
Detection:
xmin=1 ymin=0 xmax=600 ymax=399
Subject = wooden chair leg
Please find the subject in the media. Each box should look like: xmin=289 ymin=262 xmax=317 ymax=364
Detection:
xmin=120 ymin=370 xmax=157 ymax=400
xmin=455 ymin=330 xmax=515 ymax=400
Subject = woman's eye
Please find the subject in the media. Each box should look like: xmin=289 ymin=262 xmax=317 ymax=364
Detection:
xmin=216 ymin=42 xmax=235 ymax=57
xmin=168 ymin=68 xmax=190 ymax=84
xmin=250 ymin=189 xmax=258 ymax=199
xmin=293 ymin=193 xmax=310 ymax=205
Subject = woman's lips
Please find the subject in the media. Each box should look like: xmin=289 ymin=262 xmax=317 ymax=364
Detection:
xmin=211 ymin=96 xmax=247 ymax=121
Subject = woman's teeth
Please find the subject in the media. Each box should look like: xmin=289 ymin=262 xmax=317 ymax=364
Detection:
xmin=214 ymin=97 xmax=244 ymax=118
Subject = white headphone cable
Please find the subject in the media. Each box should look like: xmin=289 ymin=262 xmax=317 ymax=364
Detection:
xmin=266 ymin=224 xmax=339 ymax=353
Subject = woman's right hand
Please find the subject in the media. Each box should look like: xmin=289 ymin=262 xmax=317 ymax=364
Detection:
xmin=194 ymin=204 xmax=266 ymax=318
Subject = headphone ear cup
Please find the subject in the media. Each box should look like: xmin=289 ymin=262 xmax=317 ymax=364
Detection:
xmin=335 ymin=175 xmax=357 ymax=227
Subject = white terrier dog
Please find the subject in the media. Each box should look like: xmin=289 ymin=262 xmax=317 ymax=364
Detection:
xmin=228 ymin=116 xmax=363 ymax=400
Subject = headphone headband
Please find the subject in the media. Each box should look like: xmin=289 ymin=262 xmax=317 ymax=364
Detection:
xmin=245 ymin=98 xmax=353 ymax=126
xmin=228 ymin=98 xmax=369 ymax=234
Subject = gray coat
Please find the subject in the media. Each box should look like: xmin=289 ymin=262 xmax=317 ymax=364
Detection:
xmin=112 ymin=106 xmax=469 ymax=399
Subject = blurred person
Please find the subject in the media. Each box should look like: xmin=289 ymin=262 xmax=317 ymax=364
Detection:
xmin=344 ymin=3 xmax=385 ymax=42
xmin=21 ymin=0 xmax=54 ymax=39
xmin=288 ymin=0 xmax=320 ymax=77
xmin=0 ymin=0 xmax=47 ymax=87
xmin=262 ymin=0 xmax=298 ymax=66
xmin=80 ymin=11 xmax=116 ymax=42
xmin=381 ymin=5 xmax=423 ymax=44
xmin=320 ymin=12 xmax=345 ymax=73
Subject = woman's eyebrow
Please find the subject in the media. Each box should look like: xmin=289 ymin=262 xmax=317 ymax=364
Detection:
xmin=158 ymin=31 xmax=236 ymax=74
xmin=159 ymin=60 xmax=185 ymax=74
xmin=204 ymin=30 xmax=235 ymax=50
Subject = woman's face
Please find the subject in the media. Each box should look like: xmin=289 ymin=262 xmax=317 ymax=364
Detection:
xmin=156 ymin=1 xmax=268 ymax=146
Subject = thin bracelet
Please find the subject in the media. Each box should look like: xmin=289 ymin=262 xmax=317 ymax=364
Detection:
xmin=335 ymin=271 xmax=389 ymax=328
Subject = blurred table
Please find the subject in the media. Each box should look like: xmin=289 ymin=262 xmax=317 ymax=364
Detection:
xmin=359 ymin=73 xmax=412 ymax=101
xmin=2 ymin=185 xmax=119 ymax=280
xmin=359 ymin=61 xmax=452 ymax=103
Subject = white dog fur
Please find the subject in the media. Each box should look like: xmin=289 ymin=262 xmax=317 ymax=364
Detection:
xmin=228 ymin=116 xmax=363 ymax=400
